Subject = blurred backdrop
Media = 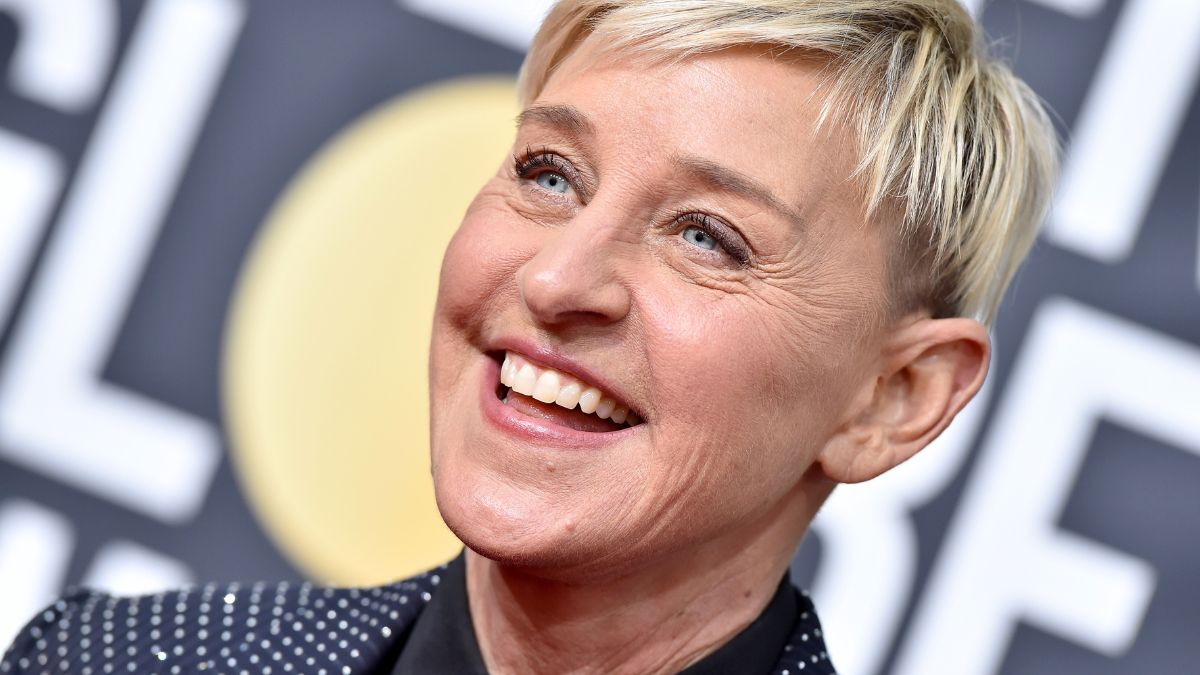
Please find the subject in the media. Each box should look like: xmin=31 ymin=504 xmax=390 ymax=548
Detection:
xmin=0 ymin=0 xmax=1197 ymax=673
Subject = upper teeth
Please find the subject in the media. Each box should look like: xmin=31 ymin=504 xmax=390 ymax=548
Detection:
xmin=500 ymin=351 xmax=639 ymax=425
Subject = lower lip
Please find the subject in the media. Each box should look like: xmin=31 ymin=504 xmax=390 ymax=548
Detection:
xmin=478 ymin=355 xmax=641 ymax=449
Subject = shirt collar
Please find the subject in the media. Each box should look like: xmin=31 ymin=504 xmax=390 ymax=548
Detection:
xmin=390 ymin=552 xmax=488 ymax=674
xmin=389 ymin=551 xmax=799 ymax=675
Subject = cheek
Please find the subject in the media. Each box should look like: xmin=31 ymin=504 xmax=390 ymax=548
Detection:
xmin=438 ymin=215 xmax=507 ymax=323
xmin=432 ymin=193 xmax=535 ymax=339
xmin=428 ymin=197 xmax=523 ymax=419
xmin=646 ymin=289 xmax=808 ymax=410
xmin=638 ymin=280 xmax=864 ymax=485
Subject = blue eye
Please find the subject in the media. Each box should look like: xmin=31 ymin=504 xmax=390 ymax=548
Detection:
xmin=681 ymin=225 xmax=718 ymax=251
xmin=535 ymin=171 xmax=570 ymax=194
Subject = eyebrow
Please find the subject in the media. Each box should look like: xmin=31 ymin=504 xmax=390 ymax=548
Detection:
xmin=516 ymin=104 xmax=596 ymax=139
xmin=516 ymin=104 xmax=803 ymax=227
xmin=673 ymin=155 xmax=806 ymax=228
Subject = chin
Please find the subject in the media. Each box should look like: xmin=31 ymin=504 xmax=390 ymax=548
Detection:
xmin=432 ymin=462 xmax=636 ymax=579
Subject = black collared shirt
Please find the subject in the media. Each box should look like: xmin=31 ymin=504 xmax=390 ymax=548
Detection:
xmin=388 ymin=553 xmax=799 ymax=675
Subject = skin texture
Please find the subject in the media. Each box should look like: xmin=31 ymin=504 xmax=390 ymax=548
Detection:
xmin=427 ymin=38 xmax=989 ymax=675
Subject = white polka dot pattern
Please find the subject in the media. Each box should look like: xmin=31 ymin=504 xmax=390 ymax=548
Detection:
xmin=0 ymin=565 xmax=444 ymax=675
xmin=771 ymin=590 xmax=837 ymax=675
xmin=1 ymin=563 xmax=835 ymax=674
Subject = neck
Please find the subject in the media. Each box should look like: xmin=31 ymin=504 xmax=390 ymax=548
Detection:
xmin=465 ymin=479 xmax=830 ymax=675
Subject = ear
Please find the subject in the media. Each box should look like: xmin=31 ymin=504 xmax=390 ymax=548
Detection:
xmin=817 ymin=316 xmax=990 ymax=483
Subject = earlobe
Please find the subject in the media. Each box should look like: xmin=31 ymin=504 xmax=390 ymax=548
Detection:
xmin=818 ymin=317 xmax=990 ymax=483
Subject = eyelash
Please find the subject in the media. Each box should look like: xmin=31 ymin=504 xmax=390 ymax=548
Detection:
xmin=511 ymin=148 xmax=753 ymax=267
xmin=667 ymin=210 xmax=752 ymax=267
xmin=512 ymin=146 xmax=575 ymax=189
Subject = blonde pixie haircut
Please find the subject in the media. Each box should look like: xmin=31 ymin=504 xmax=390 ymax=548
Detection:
xmin=519 ymin=0 xmax=1059 ymax=325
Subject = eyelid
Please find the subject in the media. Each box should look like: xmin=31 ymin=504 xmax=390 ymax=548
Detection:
xmin=671 ymin=210 xmax=753 ymax=267
xmin=512 ymin=147 xmax=591 ymax=202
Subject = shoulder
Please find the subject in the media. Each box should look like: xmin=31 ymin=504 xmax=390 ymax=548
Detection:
xmin=1 ymin=565 xmax=449 ymax=675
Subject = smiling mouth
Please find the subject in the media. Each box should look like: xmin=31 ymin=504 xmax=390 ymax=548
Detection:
xmin=493 ymin=351 xmax=642 ymax=433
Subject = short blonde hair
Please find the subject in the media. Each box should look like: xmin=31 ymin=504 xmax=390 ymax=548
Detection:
xmin=519 ymin=0 xmax=1058 ymax=324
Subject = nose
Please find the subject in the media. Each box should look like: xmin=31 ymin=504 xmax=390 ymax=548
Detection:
xmin=516 ymin=213 xmax=633 ymax=328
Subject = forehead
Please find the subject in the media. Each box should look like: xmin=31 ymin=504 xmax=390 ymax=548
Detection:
xmin=533 ymin=39 xmax=860 ymax=220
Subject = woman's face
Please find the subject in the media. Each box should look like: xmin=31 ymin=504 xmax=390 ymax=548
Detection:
xmin=428 ymin=41 xmax=890 ymax=575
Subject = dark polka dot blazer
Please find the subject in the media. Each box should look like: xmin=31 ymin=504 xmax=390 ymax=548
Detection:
xmin=2 ymin=563 xmax=836 ymax=674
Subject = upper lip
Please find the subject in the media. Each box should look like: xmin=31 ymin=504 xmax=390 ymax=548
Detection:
xmin=488 ymin=337 xmax=643 ymax=419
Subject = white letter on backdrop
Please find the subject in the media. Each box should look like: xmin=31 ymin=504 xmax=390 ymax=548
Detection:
xmin=893 ymin=297 xmax=1200 ymax=673
xmin=0 ymin=0 xmax=116 ymax=111
xmin=809 ymin=380 xmax=991 ymax=675
xmin=0 ymin=0 xmax=245 ymax=523
xmin=1048 ymin=0 xmax=1200 ymax=261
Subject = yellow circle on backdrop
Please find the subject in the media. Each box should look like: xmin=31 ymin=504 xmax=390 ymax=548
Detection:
xmin=222 ymin=77 xmax=518 ymax=586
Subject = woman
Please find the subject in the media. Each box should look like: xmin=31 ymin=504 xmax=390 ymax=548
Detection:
xmin=2 ymin=1 xmax=1056 ymax=673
